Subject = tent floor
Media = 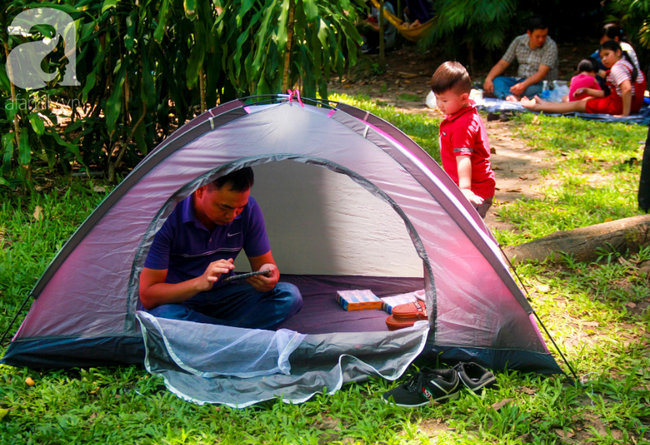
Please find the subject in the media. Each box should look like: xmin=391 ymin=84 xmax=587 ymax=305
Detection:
xmin=278 ymin=275 xmax=424 ymax=334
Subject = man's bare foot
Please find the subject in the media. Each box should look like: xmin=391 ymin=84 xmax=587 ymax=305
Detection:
xmin=505 ymin=95 xmax=519 ymax=102
xmin=521 ymin=96 xmax=539 ymax=110
xmin=532 ymin=95 xmax=550 ymax=106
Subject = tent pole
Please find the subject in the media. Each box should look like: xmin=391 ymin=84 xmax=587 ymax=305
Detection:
xmin=499 ymin=246 xmax=580 ymax=384
xmin=0 ymin=294 xmax=32 ymax=347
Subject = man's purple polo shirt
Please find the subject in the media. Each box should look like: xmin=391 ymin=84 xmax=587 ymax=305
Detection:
xmin=144 ymin=194 xmax=271 ymax=284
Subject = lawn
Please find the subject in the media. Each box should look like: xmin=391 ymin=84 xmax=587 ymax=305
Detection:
xmin=0 ymin=96 xmax=649 ymax=444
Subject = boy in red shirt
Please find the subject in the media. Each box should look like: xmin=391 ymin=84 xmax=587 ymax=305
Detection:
xmin=430 ymin=61 xmax=496 ymax=218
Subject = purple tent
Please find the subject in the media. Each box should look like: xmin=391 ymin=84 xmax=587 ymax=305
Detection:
xmin=2 ymin=95 xmax=561 ymax=406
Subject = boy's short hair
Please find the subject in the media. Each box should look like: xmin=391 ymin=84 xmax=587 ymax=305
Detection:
xmin=430 ymin=61 xmax=472 ymax=95
xmin=527 ymin=16 xmax=548 ymax=32
xmin=577 ymin=57 xmax=598 ymax=73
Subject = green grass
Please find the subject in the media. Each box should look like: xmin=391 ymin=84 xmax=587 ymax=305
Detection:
xmin=397 ymin=93 xmax=423 ymax=102
xmin=1 ymin=97 xmax=649 ymax=444
xmin=493 ymin=112 xmax=647 ymax=246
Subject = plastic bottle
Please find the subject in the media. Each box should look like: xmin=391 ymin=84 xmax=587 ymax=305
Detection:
xmin=548 ymin=81 xmax=569 ymax=102
xmin=539 ymin=80 xmax=551 ymax=100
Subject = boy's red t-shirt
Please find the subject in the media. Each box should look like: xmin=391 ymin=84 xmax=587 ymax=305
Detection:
xmin=439 ymin=104 xmax=496 ymax=200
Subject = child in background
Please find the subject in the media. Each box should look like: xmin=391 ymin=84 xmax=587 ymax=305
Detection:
xmin=566 ymin=58 xmax=601 ymax=102
xmin=430 ymin=62 xmax=496 ymax=218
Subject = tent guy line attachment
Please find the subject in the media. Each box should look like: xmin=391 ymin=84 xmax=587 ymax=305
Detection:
xmin=287 ymin=89 xmax=304 ymax=107
xmin=498 ymin=244 xmax=580 ymax=384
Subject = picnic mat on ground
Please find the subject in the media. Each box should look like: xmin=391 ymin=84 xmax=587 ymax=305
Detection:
xmin=474 ymin=98 xmax=650 ymax=125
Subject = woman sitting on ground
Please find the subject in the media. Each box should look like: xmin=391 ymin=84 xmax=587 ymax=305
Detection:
xmin=593 ymin=24 xmax=641 ymax=74
xmin=522 ymin=40 xmax=646 ymax=117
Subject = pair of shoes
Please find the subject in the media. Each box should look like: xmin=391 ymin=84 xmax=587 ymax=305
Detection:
xmin=382 ymin=368 xmax=460 ymax=407
xmin=382 ymin=362 xmax=497 ymax=407
xmin=453 ymin=362 xmax=497 ymax=394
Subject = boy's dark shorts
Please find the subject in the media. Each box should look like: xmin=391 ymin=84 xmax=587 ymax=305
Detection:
xmin=474 ymin=197 xmax=493 ymax=219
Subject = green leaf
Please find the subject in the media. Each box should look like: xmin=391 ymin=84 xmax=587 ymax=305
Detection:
xmin=106 ymin=68 xmax=125 ymax=135
xmin=186 ymin=45 xmax=205 ymax=89
xmin=0 ymin=65 xmax=11 ymax=93
xmin=154 ymin=0 xmax=171 ymax=43
xmin=80 ymin=22 xmax=96 ymax=42
xmin=49 ymin=130 xmax=84 ymax=166
xmin=1 ymin=132 xmax=15 ymax=166
xmin=124 ymin=11 xmax=137 ymax=51
xmin=1 ymin=133 xmax=14 ymax=174
xmin=28 ymin=114 xmax=45 ymax=135
xmin=101 ymin=0 xmax=118 ymax=13
xmin=18 ymin=128 xmax=31 ymax=166
xmin=237 ymin=0 xmax=257 ymax=27
xmin=303 ymin=0 xmax=319 ymax=21
xmin=4 ymin=101 xmax=17 ymax=124
xmin=82 ymin=69 xmax=96 ymax=103
xmin=184 ymin=0 xmax=198 ymax=20
xmin=277 ymin=0 xmax=291 ymax=51
xmin=252 ymin=0 xmax=279 ymax=73
xmin=317 ymin=18 xmax=329 ymax=51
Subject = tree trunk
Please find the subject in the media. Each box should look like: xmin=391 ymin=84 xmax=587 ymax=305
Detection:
xmin=378 ymin=0 xmax=386 ymax=68
xmin=281 ymin=0 xmax=295 ymax=92
xmin=638 ymin=126 xmax=650 ymax=211
xmin=503 ymin=215 xmax=650 ymax=264
xmin=3 ymin=42 xmax=20 ymax=147
xmin=199 ymin=66 xmax=206 ymax=113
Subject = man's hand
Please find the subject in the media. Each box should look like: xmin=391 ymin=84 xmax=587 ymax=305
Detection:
xmin=509 ymin=82 xmax=526 ymax=96
xmin=199 ymin=258 xmax=235 ymax=291
xmin=247 ymin=263 xmax=279 ymax=293
xmin=461 ymin=189 xmax=484 ymax=206
xmin=483 ymin=78 xmax=494 ymax=93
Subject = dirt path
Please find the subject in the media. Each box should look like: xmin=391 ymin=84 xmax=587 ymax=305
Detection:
xmin=484 ymin=119 xmax=555 ymax=231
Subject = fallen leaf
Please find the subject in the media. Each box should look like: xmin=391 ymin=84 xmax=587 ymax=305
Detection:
xmin=582 ymin=321 xmax=599 ymax=327
xmin=506 ymin=188 xmax=521 ymax=192
xmin=519 ymin=386 xmax=538 ymax=395
xmin=25 ymin=377 xmax=35 ymax=387
xmin=532 ymin=116 xmax=539 ymax=125
xmin=626 ymin=302 xmax=637 ymax=308
xmin=554 ymin=429 xmax=575 ymax=438
xmin=33 ymin=206 xmax=43 ymax=221
xmin=536 ymin=284 xmax=550 ymax=293
xmin=0 ymin=409 xmax=8 ymax=421
xmin=490 ymin=398 xmax=513 ymax=410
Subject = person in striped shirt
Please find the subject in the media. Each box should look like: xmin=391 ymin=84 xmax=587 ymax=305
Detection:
xmin=522 ymin=40 xmax=646 ymax=117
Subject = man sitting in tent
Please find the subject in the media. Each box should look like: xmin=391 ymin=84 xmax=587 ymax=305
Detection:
xmin=483 ymin=17 xmax=558 ymax=102
xmin=139 ymin=167 xmax=303 ymax=330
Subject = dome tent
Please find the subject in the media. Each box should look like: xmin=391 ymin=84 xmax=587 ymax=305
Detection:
xmin=2 ymin=95 xmax=562 ymax=407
